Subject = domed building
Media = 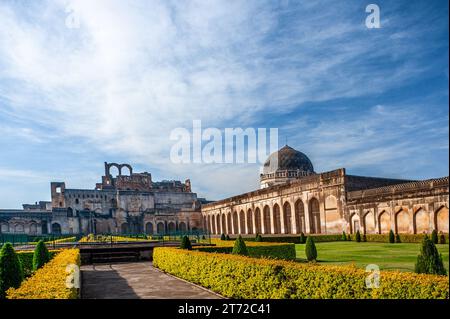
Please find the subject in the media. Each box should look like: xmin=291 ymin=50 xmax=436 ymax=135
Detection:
xmin=260 ymin=145 xmax=315 ymax=188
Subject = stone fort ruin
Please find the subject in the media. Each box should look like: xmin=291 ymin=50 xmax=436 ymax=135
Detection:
xmin=0 ymin=162 xmax=204 ymax=235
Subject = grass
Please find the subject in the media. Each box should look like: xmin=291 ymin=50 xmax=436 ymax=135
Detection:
xmin=295 ymin=241 xmax=449 ymax=272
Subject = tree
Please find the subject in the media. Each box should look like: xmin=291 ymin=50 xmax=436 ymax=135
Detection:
xmin=33 ymin=240 xmax=50 ymax=271
xmin=395 ymin=233 xmax=401 ymax=243
xmin=255 ymin=234 xmax=262 ymax=242
xmin=232 ymin=235 xmax=248 ymax=256
xmin=0 ymin=243 xmax=23 ymax=299
xmin=355 ymin=230 xmax=361 ymax=243
xmin=299 ymin=232 xmax=306 ymax=244
xmin=180 ymin=236 xmax=192 ymax=250
xmin=342 ymin=231 xmax=347 ymax=241
xmin=389 ymin=230 xmax=395 ymax=243
xmin=431 ymin=229 xmax=438 ymax=244
xmin=220 ymin=233 xmax=226 ymax=241
xmin=305 ymin=236 xmax=317 ymax=262
xmin=439 ymin=232 xmax=446 ymax=245
xmin=415 ymin=235 xmax=446 ymax=275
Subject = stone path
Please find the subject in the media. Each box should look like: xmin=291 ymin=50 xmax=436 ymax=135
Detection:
xmin=81 ymin=262 xmax=222 ymax=299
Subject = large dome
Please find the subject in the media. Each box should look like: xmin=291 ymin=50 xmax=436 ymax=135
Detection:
xmin=262 ymin=145 xmax=314 ymax=175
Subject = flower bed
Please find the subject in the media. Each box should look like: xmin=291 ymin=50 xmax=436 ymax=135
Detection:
xmin=7 ymin=249 xmax=80 ymax=299
xmin=153 ymin=247 xmax=449 ymax=299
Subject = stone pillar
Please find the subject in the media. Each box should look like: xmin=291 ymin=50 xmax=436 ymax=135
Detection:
xmin=319 ymin=197 xmax=326 ymax=234
xmin=292 ymin=200 xmax=298 ymax=234
xmin=269 ymin=205 xmax=275 ymax=234
xmin=408 ymin=206 xmax=415 ymax=234
xmin=304 ymin=200 xmax=311 ymax=234
xmin=280 ymin=202 xmax=286 ymax=234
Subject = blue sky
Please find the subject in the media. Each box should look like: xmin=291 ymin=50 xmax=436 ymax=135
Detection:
xmin=0 ymin=0 xmax=448 ymax=208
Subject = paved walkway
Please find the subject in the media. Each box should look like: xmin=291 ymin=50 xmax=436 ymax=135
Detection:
xmin=81 ymin=262 xmax=222 ymax=299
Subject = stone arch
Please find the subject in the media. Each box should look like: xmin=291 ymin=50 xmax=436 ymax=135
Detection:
xmin=119 ymin=164 xmax=133 ymax=176
xmin=1 ymin=223 xmax=9 ymax=233
xmin=435 ymin=206 xmax=449 ymax=233
xmin=263 ymin=205 xmax=271 ymax=234
xmin=283 ymin=201 xmax=292 ymax=234
xmin=273 ymin=203 xmax=281 ymax=234
xmin=168 ymin=222 xmax=176 ymax=233
xmin=309 ymin=197 xmax=321 ymax=234
xmin=414 ymin=208 xmax=430 ymax=234
xmin=211 ymin=215 xmax=216 ymax=234
xmin=15 ymin=223 xmax=25 ymax=233
xmin=254 ymin=207 xmax=262 ymax=234
xmin=179 ymin=222 xmax=187 ymax=233
xmin=363 ymin=211 xmax=376 ymax=234
xmin=227 ymin=213 xmax=232 ymax=234
xmin=51 ymin=223 xmax=62 ymax=235
xmin=120 ymin=222 xmax=129 ymax=234
xmin=108 ymin=163 xmax=121 ymax=177
xmin=145 ymin=222 xmax=154 ymax=235
xmin=156 ymin=222 xmax=165 ymax=234
xmin=395 ymin=208 xmax=410 ymax=234
xmin=221 ymin=214 xmax=226 ymax=234
xmin=29 ymin=222 xmax=38 ymax=235
xmin=247 ymin=209 xmax=253 ymax=234
xmin=350 ymin=213 xmax=360 ymax=234
xmin=294 ymin=199 xmax=306 ymax=234
xmin=233 ymin=211 xmax=239 ymax=234
xmin=378 ymin=210 xmax=390 ymax=234
xmin=239 ymin=210 xmax=245 ymax=234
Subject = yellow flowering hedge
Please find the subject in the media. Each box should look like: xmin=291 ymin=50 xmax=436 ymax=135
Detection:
xmin=153 ymin=247 xmax=449 ymax=299
xmin=7 ymin=249 xmax=80 ymax=299
xmin=196 ymin=240 xmax=296 ymax=260
xmin=79 ymin=235 xmax=151 ymax=243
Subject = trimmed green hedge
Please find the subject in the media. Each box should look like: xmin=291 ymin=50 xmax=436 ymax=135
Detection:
xmin=195 ymin=243 xmax=296 ymax=260
xmin=229 ymin=233 xmax=450 ymax=244
xmin=17 ymin=251 xmax=58 ymax=277
xmin=154 ymin=247 xmax=449 ymax=299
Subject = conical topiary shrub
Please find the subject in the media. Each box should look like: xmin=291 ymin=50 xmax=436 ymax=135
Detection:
xmin=255 ymin=234 xmax=262 ymax=242
xmin=342 ymin=231 xmax=347 ymax=241
xmin=355 ymin=230 xmax=361 ymax=243
xmin=347 ymin=233 xmax=352 ymax=241
xmin=220 ymin=233 xmax=226 ymax=241
xmin=180 ymin=236 xmax=192 ymax=250
xmin=299 ymin=232 xmax=306 ymax=244
xmin=225 ymin=234 xmax=231 ymax=241
xmin=431 ymin=229 xmax=438 ymax=244
xmin=33 ymin=240 xmax=50 ymax=271
xmin=362 ymin=233 xmax=367 ymax=242
xmin=389 ymin=230 xmax=395 ymax=243
xmin=395 ymin=233 xmax=401 ymax=243
xmin=0 ymin=243 xmax=23 ymax=299
xmin=305 ymin=236 xmax=317 ymax=262
xmin=415 ymin=235 xmax=447 ymax=275
xmin=232 ymin=235 xmax=248 ymax=256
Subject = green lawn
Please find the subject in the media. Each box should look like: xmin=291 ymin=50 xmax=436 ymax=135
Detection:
xmin=295 ymin=242 xmax=449 ymax=272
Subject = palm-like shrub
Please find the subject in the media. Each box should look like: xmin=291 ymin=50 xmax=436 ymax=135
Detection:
xmin=180 ymin=236 xmax=192 ymax=250
xmin=232 ymin=235 xmax=248 ymax=256
xmin=305 ymin=236 xmax=317 ymax=262
xmin=389 ymin=230 xmax=395 ymax=243
xmin=0 ymin=243 xmax=23 ymax=299
xmin=415 ymin=235 xmax=446 ymax=275
xmin=33 ymin=240 xmax=50 ymax=271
